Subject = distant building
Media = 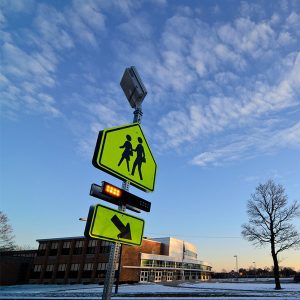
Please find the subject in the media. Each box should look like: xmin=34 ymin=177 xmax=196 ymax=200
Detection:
xmin=0 ymin=250 xmax=36 ymax=285
xmin=29 ymin=236 xmax=212 ymax=284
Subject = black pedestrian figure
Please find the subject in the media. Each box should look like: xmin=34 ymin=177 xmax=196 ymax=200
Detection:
xmin=118 ymin=134 xmax=133 ymax=172
xmin=131 ymin=137 xmax=146 ymax=180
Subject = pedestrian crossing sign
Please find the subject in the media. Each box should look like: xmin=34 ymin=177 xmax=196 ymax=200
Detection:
xmin=92 ymin=123 xmax=157 ymax=192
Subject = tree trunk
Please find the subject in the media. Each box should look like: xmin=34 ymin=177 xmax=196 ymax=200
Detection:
xmin=271 ymin=238 xmax=281 ymax=289
xmin=272 ymin=252 xmax=281 ymax=289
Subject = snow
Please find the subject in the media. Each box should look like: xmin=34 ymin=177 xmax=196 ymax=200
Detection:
xmin=0 ymin=279 xmax=299 ymax=299
xmin=181 ymin=281 xmax=300 ymax=291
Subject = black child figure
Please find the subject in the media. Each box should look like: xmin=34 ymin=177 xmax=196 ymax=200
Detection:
xmin=118 ymin=134 xmax=133 ymax=172
xmin=131 ymin=137 xmax=145 ymax=180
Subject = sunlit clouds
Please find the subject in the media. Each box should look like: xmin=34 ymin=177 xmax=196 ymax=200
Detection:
xmin=1 ymin=0 xmax=299 ymax=165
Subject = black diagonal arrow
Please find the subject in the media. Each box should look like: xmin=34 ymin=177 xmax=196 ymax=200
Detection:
xmin=111 ymin=215 xmax=132 ymax=240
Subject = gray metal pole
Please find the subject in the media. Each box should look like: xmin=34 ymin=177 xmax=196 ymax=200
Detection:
xmin=114 ymin=244 xmax=122 ymax=294
xmin=102 ymin=242 xmax=121 ymax=300
xmin=133 ymin=106 xmax=143 ymax=123
xmin=102 ymin=107 xmax=143 ymax=300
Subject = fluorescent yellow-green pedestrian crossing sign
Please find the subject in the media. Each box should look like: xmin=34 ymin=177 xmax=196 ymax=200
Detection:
xmin=92 ymin=123 xmax=157 ymax=192
xmin=84 ymin=204 xmax=145 ymax=246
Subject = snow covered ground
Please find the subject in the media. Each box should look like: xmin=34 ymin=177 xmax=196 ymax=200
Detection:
xmin=1 ymin=278 xmax=299 ymax=299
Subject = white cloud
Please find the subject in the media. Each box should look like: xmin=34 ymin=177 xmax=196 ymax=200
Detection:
xmin=0 ymin=10 xmax=6 ymax=27
xmin=1 ymin=41 xmax=61 ymax=118
xmin=141 ymin=6 xmax=300 ymax=161
xmin=108 ymin=0 xmax=140 ymax=17
xmin=72 ymin=0 xmax=106 ymax=31
xmin=0 ymin=73 xmax=10 ymax=86
xmin=2 ymin=42 xmax=56 ymax=80
xmin=239 ymin=1 xmax=265 ymax=18
xmin=269 ymin=121 xmax=300 ymax=149
xmin=88 ymin=103 xmax=127 ymax=129
xmin=156 ymin=51 xmax=300 ymax=152
xmin=214 ymin=72 xmax=239 ymax=85
xmin=70 ymin=96 xmax=129 ymax=158
xmin=286 ymin=12 xmax=300 ymax=27
xmin=191 ymin=121 xmax=300 ymax=167
xmin=119 ymin=16 xmax=152 ymax=40
xmin=214 ymin=43 xmax=246 ymax=69
xmin=63 ymin=0 xmax=107 ymax=48
xmin=270 ymin=13 xmax=281 ymax=25
xmin=191 ymin=142 xmax=245 ymax=167
xmin=34 ymin=4 xmax=74 ymax=50
xmin=0 ymin=0 xmax=34 ymax=14
xmin=66 ymin=9 xmax=98 ymax=47
xmin=217 ymin=18 xmax=276 ymax=58
xmin=2 ymin=0 xmax=300 ymax=163
xmin=277 ymin=31 xmax=296 ymax=46
xmin=150 ymin=0 xmax=167 ymax=6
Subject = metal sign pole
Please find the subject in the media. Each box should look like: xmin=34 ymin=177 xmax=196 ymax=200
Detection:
xmin=102 ymin=242 xmax=121 ymax=300
xmin=102 ymin=107 xmax=142 ymax=300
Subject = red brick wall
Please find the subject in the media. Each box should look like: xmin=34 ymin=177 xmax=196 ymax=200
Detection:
xmin=120 ymin=239 xmax=161 ymax=282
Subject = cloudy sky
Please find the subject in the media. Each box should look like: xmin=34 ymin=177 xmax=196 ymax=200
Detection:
xmin=1 ymin=0 xmax=300 ymax=271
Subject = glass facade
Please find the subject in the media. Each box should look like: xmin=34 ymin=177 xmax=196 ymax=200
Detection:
xmin=138 ymin=257 xmax=212 ymax=283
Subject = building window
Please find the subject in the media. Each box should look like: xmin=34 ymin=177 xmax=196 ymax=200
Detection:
xmin=44 ymin=264 xmax=54 ymax=279
xmin=141 ymin=260 xmax=152 ymax=267
xmin=31 ymin=264 xmax=42 ymax=279
xmin=96 ymin=263 xmax=107 ymax=279
xmin=69 ymin=263 xmax=80 ymax=278
xmin=99 ymin=241 xmax=111 ymax=253
xmin=82 ymin=263 xmax=93 ymax=278
xmin=57 ymin=264 xmax=67 ymax=279
xmin=58 ymin=264 xmax=67 ymax=271
xmin=61 ymin=241 xmax=71 ymax=255
xmin=184 ymin=249 xmax=197 ymax=259
xmin=89 ymin=240 xmax=97 ymax=247
xmin=152 ymin=260 xmax=163 ymax=267
xmin=97 ymin=262 xmax=108 ymax=270
xmin=73 ymin=241 xmax=84 ymax=255
xmin=34 ymin=265 xmax=42 ymax=272
xmin=87 ymin=240 xmax=97 ymax=254
xmin=49 ymin=242 xmax=58 ymax=256
xmin=37 ymin=243 xmax=47 ymax=256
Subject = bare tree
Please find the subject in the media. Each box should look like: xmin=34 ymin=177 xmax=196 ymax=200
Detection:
xmin=0 ymin=211 xmax=16 ymax=251
xmin=241 ymin=180 xmax=300 ymax=290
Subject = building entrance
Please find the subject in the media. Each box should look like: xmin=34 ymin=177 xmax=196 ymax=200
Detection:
xmin=167 ymin=272 xmax=173 ymax=281
xmin=139 ymin=271 xmax=149 ymax=282
xmin=154 ymin=271 xmax=162 ymax=282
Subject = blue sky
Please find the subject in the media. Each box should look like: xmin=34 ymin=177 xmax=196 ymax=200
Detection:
xmin=1 ymin=0 xmax=300 ymax=272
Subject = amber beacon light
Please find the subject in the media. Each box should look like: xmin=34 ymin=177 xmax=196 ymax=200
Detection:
xmin=103 ymin=182 xmax=122 ymax=198
xmin=90 ymin=181 xmax=151 ymax=212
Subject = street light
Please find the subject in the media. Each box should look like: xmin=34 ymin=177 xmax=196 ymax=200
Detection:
xmin=234 ymin=255 xmax=238 ymax=281
xmin=253 ymin=261 xmax=257 ymax=281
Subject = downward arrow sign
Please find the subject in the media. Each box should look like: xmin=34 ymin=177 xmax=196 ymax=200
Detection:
xmin=111 ymin=215 xmax=132 ymax=240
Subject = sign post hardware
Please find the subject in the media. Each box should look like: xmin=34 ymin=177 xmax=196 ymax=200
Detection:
xmin=87 ymin=67 xmax=154 ymax=300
